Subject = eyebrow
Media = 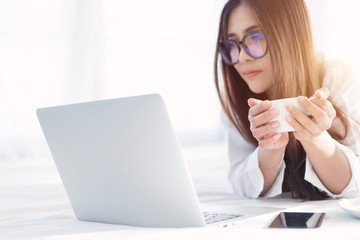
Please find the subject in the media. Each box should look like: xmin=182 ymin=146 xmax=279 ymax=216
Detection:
xmin=227 ymin=25 xmax=260 ymax=38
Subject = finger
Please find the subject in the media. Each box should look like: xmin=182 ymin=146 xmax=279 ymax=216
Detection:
xmin=314 ymin=87 xmax=329 ymax=99
xmin=286 ymin=102 xmax=320 ymax=133
xmin=297 ymin=96 xmax=326 ymax=120
xmin=310 ymin=97 xmax=336 ymax=119
xmin=258 ymin=133 xmax=281 ymax=148
xmin=248 ymin=99 xmax=271 ymax=117
xmin=285 ymin=115 xmax=316 ymax=137
xmin=252 ymin=121 xmax=280 ymax=140
xmin=248 ymin=98 xmax=260 ymax=107
xmin=250 ymin=107 xmax=279 ymax=128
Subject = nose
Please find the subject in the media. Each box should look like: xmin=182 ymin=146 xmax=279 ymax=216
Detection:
xmin=238 ymin=47 xmax=252 ymax=64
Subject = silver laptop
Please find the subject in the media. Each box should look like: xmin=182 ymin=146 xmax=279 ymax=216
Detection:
xmin=36 ymin=94 xmax=244 ymax=228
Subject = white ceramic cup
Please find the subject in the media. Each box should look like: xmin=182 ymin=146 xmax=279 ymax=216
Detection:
xmin=269 ymin=97 xmax=309 ymax=133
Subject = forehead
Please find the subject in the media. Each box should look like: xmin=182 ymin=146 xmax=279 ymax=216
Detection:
xmin=228 ymin=4 xmax=259 ymax=37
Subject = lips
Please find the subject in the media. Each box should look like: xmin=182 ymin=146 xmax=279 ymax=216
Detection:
xmin=243 ymin=70 xmax=261 ymax=79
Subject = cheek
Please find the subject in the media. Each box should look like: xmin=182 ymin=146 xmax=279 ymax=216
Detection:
xmin=260 ymin=56 xmax=273 ymax=82
xmin=233 ymin=65 xmax=241 ymax=76
xmin=264 ymin=75 xmax=274 ymax=89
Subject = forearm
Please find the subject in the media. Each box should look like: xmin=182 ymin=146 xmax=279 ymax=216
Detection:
xmin=258 ymin=147 xmax=285 ymax=196
xmin=301 ymin=132 xmax=352 ymax=195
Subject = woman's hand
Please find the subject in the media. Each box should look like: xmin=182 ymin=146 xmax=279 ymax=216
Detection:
xmin=248 ymin=98 xmax=289 ymax=150
xmin=285 ymin=87 xmax=336 ymax=142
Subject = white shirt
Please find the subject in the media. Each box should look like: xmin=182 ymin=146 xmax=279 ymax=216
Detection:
xmin=222 ymin=59 xmax=360 ymax=198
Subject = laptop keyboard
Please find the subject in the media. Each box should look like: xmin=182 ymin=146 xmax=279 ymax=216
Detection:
xmin=203 ymin=212 xmax=243 ymax=224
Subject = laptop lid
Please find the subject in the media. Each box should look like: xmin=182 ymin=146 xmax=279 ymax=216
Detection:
xmin=36 ymin=94 xmax=206 ymax=228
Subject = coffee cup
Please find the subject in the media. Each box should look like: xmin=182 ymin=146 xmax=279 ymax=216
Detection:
xmin=269 ymin=97 xmax=309 ymax=133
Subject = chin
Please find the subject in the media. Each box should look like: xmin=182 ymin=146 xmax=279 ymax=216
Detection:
xmin=249 ymin=87 xmax=266 ymax=94
xmin=247 ymin=81 xmax=272 ymax=95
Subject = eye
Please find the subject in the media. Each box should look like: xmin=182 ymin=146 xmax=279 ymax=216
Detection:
xmin=248 ymin=33 xmax=265 ymax=43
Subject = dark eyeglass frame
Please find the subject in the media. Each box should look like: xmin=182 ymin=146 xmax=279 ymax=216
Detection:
xmin=219 ymin=30 xmax=268 ymax=66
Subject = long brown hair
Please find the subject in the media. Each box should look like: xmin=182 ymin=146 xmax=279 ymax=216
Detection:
xmin=214 ymin=0 xmax=350 ymax=200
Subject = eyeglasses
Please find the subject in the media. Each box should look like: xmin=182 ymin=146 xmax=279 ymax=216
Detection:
xmin=219 ymin=30 xmax=267 ymax=66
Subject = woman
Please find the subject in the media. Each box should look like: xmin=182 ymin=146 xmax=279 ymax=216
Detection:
xmin=214 ymin=0 xmax=360 ymax=200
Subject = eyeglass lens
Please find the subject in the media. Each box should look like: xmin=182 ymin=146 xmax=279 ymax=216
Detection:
xmin=220 ymin=31 xmax=267 ymax=65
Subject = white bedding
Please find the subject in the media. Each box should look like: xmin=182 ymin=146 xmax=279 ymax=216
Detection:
xmin=1 ymin=142 xmax=359 ymax=240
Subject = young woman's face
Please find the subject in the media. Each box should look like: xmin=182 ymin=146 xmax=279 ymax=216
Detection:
xmin=228 ymin=4 xmax=273 ymax=95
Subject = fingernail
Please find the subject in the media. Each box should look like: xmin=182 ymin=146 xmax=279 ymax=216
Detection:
xmin=315 ymin=90 xmax=323 ymax=98
xmin=286 ymin=104 xmax=293 ymax=110
xmin=272 ymin=122 xmax=279 ymax=128
xmin=263 ymin=100 xmax=270 ymax=107
xmin=270 ymin=109 xmax=278 ymax=115
xmin=298 ymin=96 xmax=305 ymax=102
xmin=286 ymin=116 xmax=292 ymax=122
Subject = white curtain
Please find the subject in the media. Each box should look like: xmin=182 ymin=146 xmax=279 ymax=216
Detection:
xmin=65 ymin=0 xmax=104 ymax=103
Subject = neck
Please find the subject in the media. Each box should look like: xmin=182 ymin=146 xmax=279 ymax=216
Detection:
xmin=265 ymin=86 xmax=275 ymax=100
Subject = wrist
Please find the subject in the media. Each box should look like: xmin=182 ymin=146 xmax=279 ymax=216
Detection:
xmin=300 ymin=131 xmax=337 ymax=158
xmin=300 ymin=131 xmax=329 ymax=147
xmin=258 ymin=146 xmax=286 ymax=169
xmin=259 ymin=145 xmax=286 ymax=156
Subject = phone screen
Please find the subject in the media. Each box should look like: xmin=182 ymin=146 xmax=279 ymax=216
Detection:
xmin=269 ymin=212 xmax=325 ymax=228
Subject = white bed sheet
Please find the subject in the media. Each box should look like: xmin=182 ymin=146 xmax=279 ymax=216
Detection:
xmin=1 ymin=142 xmax=359 ymax=240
